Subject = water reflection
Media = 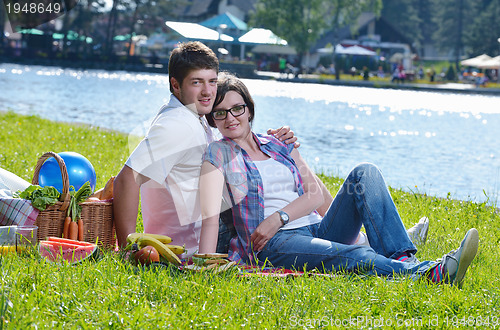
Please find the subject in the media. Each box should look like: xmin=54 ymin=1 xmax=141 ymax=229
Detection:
xmin=1 ymin=64 xmax=499 ymax=203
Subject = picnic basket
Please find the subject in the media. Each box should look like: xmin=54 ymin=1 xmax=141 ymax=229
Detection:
xmin=32 ymin=152 xmax=116 ymax=248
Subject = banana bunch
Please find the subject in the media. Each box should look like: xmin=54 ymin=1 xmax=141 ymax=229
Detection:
xmin=126 ymin=232 xmax=172 ymax=245
xmin=126 ymin=233 xmax=186 ymax=266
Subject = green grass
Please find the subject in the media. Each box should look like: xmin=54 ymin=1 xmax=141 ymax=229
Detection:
xmin=1 ymin=112 xmax=500 ymax=328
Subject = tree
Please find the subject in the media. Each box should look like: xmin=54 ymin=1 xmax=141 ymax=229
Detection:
xmin=380 ymin=0 xmax=440 ymax=58
xmin=252 ymin=0 xmax=327 ymax=62
xmin=58 ymin=0 xmax=81 ymax=56
xmin=380 ymin=0 xmax=499 ymax=62
xmin=105 ymin=0 xmax=120 ymax=57
xmin=381 ymin=0 xmax=420 ymax=48
xmin=124 ymin=0 xmax=158 ymax=59
xmin=415 ymin=0 xmax=436 ymax=58
xmin=464 ymin=0 xmax=500 ymax=56
xmin=103 ymin=0 xmax=180 ymax=59
xmin=252 ymin=0 xmax=382 ymax=67
xmin=326 ymin=0 xmax=382 ymax=77
xmin=0 ymin=0 xmax=5 ymax=49
xmin=326 ymin=0 xmax=383 ymax=32
xmin=432 ymin=0 xmax=474 ymax=69
xmin=68 ymin=0 xmax=106 ymax=57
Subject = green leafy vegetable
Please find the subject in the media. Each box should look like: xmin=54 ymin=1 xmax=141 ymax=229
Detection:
xmin=14 ymin=185 xmax=61 ymax=211
xmin=67 ymin=182 xmax=93 ymax=221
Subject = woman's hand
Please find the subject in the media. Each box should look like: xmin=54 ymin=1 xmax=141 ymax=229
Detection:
xmin=250 ymin=213 xmax=282 ymax=252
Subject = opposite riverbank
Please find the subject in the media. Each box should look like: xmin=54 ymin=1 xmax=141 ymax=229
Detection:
xmin=256 ymin=71 xmax=500 ymax=96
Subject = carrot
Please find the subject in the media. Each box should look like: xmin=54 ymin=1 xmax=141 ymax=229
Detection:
xmin=63 ymin=216 xmax=72 ymax=238
xmin=69 ymin=221 xmax=78 ymax=240
xmin=78 ymin=218 xmax=84 ymax=241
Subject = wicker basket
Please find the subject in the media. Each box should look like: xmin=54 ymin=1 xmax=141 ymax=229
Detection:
xmin=32 ymin=152 xmax=116 ymax=248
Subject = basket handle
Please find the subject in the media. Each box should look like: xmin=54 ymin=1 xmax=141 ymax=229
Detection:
xmin=32 ymin=152 xmax=71 ymax=211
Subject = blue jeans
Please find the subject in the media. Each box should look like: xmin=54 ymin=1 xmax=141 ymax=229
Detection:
xmin=217 ymin=208 xmax=236 ymax=253
xmin=258 ymin=163 xmax=438 ymax=277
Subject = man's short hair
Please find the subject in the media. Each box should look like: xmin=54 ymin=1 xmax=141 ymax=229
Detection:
xmin=168 ymin=41 xmax=219 ymax=93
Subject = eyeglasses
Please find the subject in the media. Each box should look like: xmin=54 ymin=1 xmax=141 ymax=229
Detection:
xmin=211 ymin=104 xmax=246 ymax=120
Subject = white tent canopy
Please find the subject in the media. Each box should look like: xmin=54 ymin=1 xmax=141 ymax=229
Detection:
xmin=335 ymin=44 xmax=376 ymax=56
xmin=238 ymin=28 xmax=294 ymax=58
xmin=460 ymin=54 xmax=492 ymax=67
xmin=165 ymin=21 xmax=234 ymax=41
xmin=477 ymin=55 xmax=500 ymax=69
xmin=238 ymin=28 xmax=288 ymax=45
xmin=317 ymin=44 xmax=377 ymax=56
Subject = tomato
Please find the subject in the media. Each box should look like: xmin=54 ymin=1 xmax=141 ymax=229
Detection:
xmin=134 ymin=245 xmax=160 ymax=265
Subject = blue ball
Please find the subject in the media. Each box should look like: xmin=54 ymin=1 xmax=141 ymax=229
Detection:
xmin=38 ymin=152 xmax=96 ymax=193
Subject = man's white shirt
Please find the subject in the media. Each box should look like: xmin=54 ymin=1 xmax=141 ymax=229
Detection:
xmin=126 ymin=95 xmax=216 ymax=255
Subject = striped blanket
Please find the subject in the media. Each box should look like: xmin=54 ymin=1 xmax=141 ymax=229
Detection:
xmin=0 ymin=197 xmax=38 ymax=227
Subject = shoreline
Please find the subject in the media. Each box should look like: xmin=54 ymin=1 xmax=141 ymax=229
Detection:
xmin=255 ymin=71 xmax=500 ymax=96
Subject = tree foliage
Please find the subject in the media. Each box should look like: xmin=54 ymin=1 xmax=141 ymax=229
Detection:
xmin=415 ymin=0 xmax=436 ymax=56
xmin=251 ymin=0 xmax=382 ymax=58
xmin=2 ymin=0 xmax=499 ymax=62
xmin=0 ymin=0 xmax=5 ymax=47
xmin=67 ymin=0 xmax=107 ymax=55
xmin=103 ymin=0 xmax=180 ymax=56
xmin=251 ymin=0 xmax=326 ymax=56
xmin=326 ymin=0 xmax=383 ymax=30
xmin=381 ymin=0 xmax=420 ymax=46
xmin=463 ymin=0 xmax=500 ymax=56
xmin=382 ymin=0 xmax=500 ymax=59
xmin=432 ymin=0 xmax=471 ymax=60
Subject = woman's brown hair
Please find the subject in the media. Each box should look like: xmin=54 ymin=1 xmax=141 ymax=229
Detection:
xmin=206 ymin=72 xmax=255 ymax=128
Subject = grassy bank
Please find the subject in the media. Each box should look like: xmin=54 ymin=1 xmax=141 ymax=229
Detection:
xmin=1 ymin=112 xmax=499 ymax=328
xmin=316 ymin=72 xmax=500 ymax=90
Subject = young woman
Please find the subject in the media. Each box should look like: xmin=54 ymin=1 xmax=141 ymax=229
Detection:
xmin=198 ymin=73 xmax=479 ymax=286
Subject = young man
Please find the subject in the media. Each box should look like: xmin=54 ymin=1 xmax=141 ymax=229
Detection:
xmin=114 ymin=41 xmax=296 ymax=255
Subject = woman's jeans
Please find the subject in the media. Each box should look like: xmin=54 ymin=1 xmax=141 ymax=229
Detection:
xmin=258 ymin=163 xmax=438 ymax=277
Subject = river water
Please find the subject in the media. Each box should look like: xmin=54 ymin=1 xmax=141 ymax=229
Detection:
xmin=1 ymin=63 xmax=499 ymax=204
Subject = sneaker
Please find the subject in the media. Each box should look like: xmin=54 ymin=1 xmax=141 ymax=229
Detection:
xmin=354 ymin=231 xmax=370 ymax=246
xmin=439 ymin=228 xmax=479 ymax=287
xmin=407 ymin=217 xmax=430 ymax=245
xmin=406 ymin=253 xmax=420 ymax=264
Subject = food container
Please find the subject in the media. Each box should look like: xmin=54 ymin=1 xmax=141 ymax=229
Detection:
xmin=16 ymin=225 xmax=38 ymax=246
xmin=0 ymin=226 xmax=18 ymax=254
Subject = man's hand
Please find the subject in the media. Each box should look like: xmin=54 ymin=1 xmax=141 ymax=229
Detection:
xmin=250 ymin=213 xmax=282 ymax=252
xmin=267 ymin=126 xmax=300 ymax=148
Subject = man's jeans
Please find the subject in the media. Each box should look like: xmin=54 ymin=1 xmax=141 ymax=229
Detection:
xmin=217 ymin=208 xmax=235 ymax=253
xmin=258 ymin=163 xmax=438 ymax=277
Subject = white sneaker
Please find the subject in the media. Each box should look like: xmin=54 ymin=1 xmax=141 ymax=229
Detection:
xmin=354 ymin=231 xmax=370 ymax=246
xmin=407 ymin=217 xmax=430 ymax=245
xmin=439 ymin=228 xmax=479 ymax=287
